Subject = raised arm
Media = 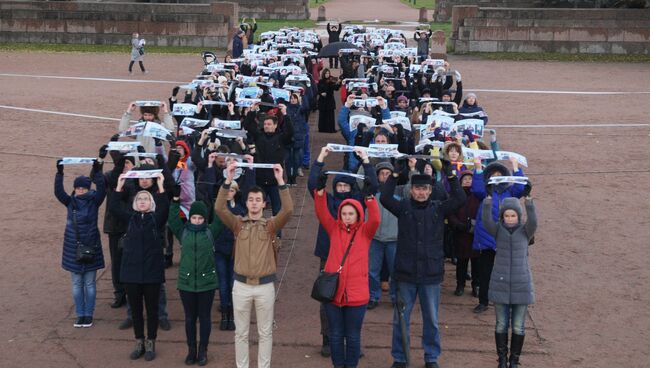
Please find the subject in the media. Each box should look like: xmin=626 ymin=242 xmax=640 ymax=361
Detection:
xmin=167 ymin=200 xmax=185 ymax=240
xmin=314 ymin=188 xmax=337 ymax=234
xmin=54 ymin=170 xmax=71 ymax=207
xmin=208 ymin=208 xmax=225 ymax=239
xmin=363 ymin=195 xmax=381 ymax=238
xmin=379 ymin=174 xmax=401 ymax=216
xmin=524 ymin=198 xmax=537 ymax=239
xmin=440 ymin=175 xmax=467 ymax=215
xmin=270 ymin=165 xmax=294 ymax=231
xmin=481 ymin=196 xmax=498 ymax=236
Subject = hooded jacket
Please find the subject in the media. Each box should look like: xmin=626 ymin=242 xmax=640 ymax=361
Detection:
xmin=471 ymin=162 xmax=525 ymax=251
xmin=482 ymin=197 xmax=537 ymax=304
xmin=315 ymin=193 xmax=380 ymax=307
xmin=168 ymin=201 xmax=224 ymax=292
xmin=308 ymin=160 xmax=379 ymax=259
xmin=55 ymin=172 xmax=106 ymax=274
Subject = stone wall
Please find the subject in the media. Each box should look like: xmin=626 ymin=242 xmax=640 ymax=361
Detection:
xmin=0 ymin=1 xmax=238 ymax=48
xmin=451 ymin=6 xmax=650 ymax=54
xmin=237 ymin=0 xmax=310 ymax=20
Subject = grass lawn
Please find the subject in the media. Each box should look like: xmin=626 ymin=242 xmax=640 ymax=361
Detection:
xmin=309 ymin=0 xmax=330 ymax=7
xmin=401 ymin=0 xmax=436 ymax=9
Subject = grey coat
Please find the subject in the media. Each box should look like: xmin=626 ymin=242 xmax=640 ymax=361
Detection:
xmin=483 ymin=197 xmax=537 ymax=305
xmin=131 ymin=38 xmax=144 ymax=62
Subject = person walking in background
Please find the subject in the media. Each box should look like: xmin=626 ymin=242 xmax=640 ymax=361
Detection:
xmin=129 ymin=32 xmax=146 ymax=75
xmin=233 ymin=30 xmax=244 ymax=59
xmin=54 ymin=157 xmax=106 ymax=328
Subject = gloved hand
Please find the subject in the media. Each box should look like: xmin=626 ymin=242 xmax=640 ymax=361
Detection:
xmin=422 ymin=144 xmax=434 ymax=156
xmin=433 ymin=127 xmax=443 ymax=141
xmin=56 ymin=159 xmax=64 ymax=175
xmin=166 ymin=133 xmax=177 ymax=147
xmin=154 ymin=137 xmax=163 ymax=147
xmin=171 ymin=184 xmax=182 ymax=198
xmin=317 ymin=173 xmax=328 ymax=190
xmin=361 ymin=178 xmax=374 ymax=197
xmin=98 ymin=144 xmax=108 ymax=159
xmin=172 ymin=86 xmax=180 ymax=97
xmin=489 ymin=129 xmax=497 ymax=143
xmin=462 ymin=129 xmax=475 ymax=143
xmin=486 ymin=183 xmax=494 ymax=197
xmin=522 ymin=180 xmax=533 ymax=197
xmin=92 ymin=159 xmax=102 ymax=173
xmin=110 ymin=133 xmax=120 ymax=142
xmin=441 ymin=159 xmax=454 ymax=177
xmin=137 ymin=145 xmax=145 ymax=153
xmin=454 ymin=70 xmax=462 ymax=82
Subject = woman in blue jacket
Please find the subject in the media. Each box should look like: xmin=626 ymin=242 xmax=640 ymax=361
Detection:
xmin=286 ymin=92 xmax=310 ymax=185
xmin=54 ymin=158 xmax=106 ymax=328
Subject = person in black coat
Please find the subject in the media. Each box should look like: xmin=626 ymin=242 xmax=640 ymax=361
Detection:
xmin=326 ymin=22 xmax=342 ymax=69
xmin=318 ymin=68 xmax=341 ymax=133
xmin=110 ymin=172 xmax=169 ymax=362
xmin=379 ymin=163 xmax=466 ymax=368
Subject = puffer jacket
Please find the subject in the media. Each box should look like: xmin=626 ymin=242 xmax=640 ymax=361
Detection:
xmin=168 ymin=201 xmax=224 ymax=292
xmin=55 ymin=172 xmax=106 ymax=273
xmin=483 ymin=197 xmax=537 ymax=305
xmin=315 ymin=193 xmax=380 ymax=307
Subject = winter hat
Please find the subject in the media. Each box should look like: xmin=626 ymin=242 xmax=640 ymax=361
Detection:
xmin=411 ymin=174 xmax=433 ymax=186
xmin=441 ymin=90 xmax=452 ymax=98
xmin=123 ymin=156 xmax=136 ymax=166
xmin=397 ymin=95 xmax=408 ymax=104
xmin=465 ymin=92 xmax=477 ymax=100
xmin=499 ymin=197 xmax=523 ymax=223
xmin=73 ymin=176 xmax=92 ymax=189
xmin=217 ymin=76 xmax=228 ymax=84
xmin=175 ymin=140 xmax=191 ymax=157
xmin=459 ymin=170 xmax=473 ymax=181
xmin=189 ymin=201 xmax=208 ymax=219
xmin=375 ymin=161 xmax=394 ymax=174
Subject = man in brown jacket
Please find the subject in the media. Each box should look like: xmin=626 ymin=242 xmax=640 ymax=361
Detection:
xmin=215 ymin=162 xmax=294 ymax=368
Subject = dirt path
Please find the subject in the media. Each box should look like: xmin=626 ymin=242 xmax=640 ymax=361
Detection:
xmin=0 ymin=51 xmax=649 ymax=368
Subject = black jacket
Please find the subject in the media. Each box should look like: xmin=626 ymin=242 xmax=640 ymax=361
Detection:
xmin=380 ymin=175 xmax=466 ymax=284
xmin=244 ymin=111 xmax=294 ymax=185
xmin=109 ymin=191 xmax=169 ymax=284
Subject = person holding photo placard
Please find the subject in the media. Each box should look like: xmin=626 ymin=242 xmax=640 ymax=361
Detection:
xmin=215 ymin=163 xmax=294 ymax=368
xmin=54 ymin=157 xmax=106 ymax=329
xmin=120 ymin=101 xmax=175 ymax=153
xmin=110 ymin=172 xmax=169 ymax=361
xmin=470 ymin=156 xmax=526 ymax=315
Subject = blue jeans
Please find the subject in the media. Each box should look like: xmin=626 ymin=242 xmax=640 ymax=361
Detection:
xmin=495 ymin=303 xmax=528 ymax=335
xmin=127 ymin=283 xmax=168 ymax=320
xmin=324 ymin=304 xmax=367 ymax=368
xmin=215 ymin=252 xmax=234 ymax=309
xmin=70 ymin=270 xmax=97 ymax=317
xmin=391 ymin=282 xmax=441 ymax=364
xmin=369 ymin=239 xmax=396 ymax=303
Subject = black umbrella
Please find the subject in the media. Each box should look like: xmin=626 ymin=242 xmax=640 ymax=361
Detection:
xmin=317 ymin=42 xmax=360 ymax=58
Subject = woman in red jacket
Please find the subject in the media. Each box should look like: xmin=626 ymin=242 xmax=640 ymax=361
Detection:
xmin=314 ymin=188 xmax=380 ymax=368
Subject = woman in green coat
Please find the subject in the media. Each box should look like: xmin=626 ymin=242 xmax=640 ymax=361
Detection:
xmin=168 ymin=194 xmax=223 ymax=366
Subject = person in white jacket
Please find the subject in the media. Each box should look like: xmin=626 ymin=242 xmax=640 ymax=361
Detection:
xmin=119 ymin=101 xmax=176 ymax=153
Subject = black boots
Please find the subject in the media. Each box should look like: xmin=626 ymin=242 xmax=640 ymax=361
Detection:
xmin=219 ymin=310 xmax=228 ymax=331
xmin=226 ymin=306 xmax=235 ymax=331
xmin=321 ymin=335 xmax=331 ymax=357
xmin=185 ymin=343 xmax=197 ymax=365
xmin=495 ymin=332 xmax=508 ymax=368
xmin=197 ymin=343 xmax=208 ymax=366
xmin=509 ymin=333 xmax=525 ymax=368
xmin=454 ymin=283 xmax=464 ymax=296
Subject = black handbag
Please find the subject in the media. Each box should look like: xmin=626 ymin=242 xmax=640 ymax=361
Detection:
xmin=72 ymin=208 xmax=96 ymax=264
xmin=311 ymin=230 xmax=357 ymax=303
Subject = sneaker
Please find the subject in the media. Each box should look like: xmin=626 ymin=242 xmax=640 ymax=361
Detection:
xmin=473 ymin=303 xmax=489 ymax=313
xmin=142 ymin=70 xmax=149 ymax=75
xmin=110 ymin=294 xmax=126 ymax=308
xmin=73 ymin=317 xmax=84 ymax=328
xmin=367 ymin=300 xmax=379 ymax=310
xmin=454 ymin=286 xmax=464 ymax=296
xmin=159 ymin=318 xmax=171 ymax=331
xmin=118 ymin=318 xmax=133 ymax=330
xmin=82 ymin=316 xmax=93 ymax=328
xmin=144 ymin=339 xmax=156 ymax=361
xmin=130 ymin=339 xmax=145 ymax=360
xmin=297 ymin=168 xmax=304 ymax=177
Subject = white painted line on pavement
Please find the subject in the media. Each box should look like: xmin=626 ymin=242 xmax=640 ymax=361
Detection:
xmin=0 ymin=105 xmax=119 ymax=121
xmin=0 ymin=73 xmax=185 ymax=84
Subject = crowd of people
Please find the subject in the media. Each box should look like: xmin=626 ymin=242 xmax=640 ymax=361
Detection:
xmin=59 ymin=23 xmax=538 ymax=368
